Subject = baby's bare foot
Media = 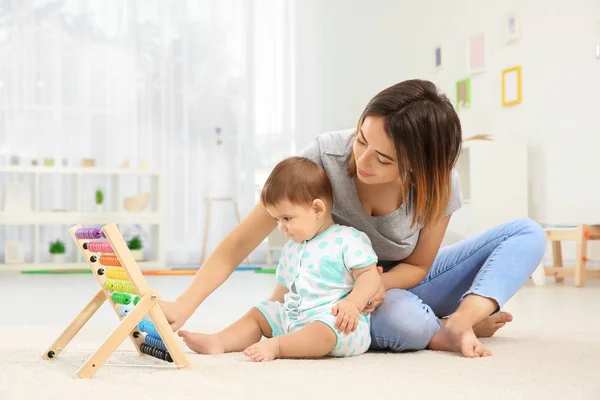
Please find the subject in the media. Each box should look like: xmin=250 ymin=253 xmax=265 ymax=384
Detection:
xmin=473 ymin=311 xmax=513 ymax=338
xmin=243 ymin=338 xmax=280 ymax=362
xmin=178 ymin=330 xmax=224 ymax=355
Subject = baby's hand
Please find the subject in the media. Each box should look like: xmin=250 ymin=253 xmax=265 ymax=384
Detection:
xmin=331 ymin=300 xmax=360 ymax=335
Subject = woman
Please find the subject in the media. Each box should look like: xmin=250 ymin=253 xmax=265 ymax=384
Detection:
xmin=161 ymin=79 xmax=546 ymax=358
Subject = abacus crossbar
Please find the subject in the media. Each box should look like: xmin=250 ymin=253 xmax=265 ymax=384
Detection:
xmin=41 ymin=223 xmax=191 ymax=379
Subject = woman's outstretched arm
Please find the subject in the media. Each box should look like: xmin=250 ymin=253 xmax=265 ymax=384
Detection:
xmin=161 ymin=202 xmax=277 ymax=330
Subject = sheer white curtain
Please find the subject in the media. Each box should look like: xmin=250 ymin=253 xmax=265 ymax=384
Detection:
xmin=0 ymin=0 xmax=295 ymax=264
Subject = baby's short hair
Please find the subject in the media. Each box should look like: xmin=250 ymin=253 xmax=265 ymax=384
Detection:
xmin=261 ymin=156 xmax=334 ymax=208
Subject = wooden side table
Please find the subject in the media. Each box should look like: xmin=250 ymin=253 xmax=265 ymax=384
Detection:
xmin=541 ymin=224 xmax=600 ymax=287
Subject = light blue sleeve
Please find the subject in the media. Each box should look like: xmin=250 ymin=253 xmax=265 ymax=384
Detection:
xmin=342 ymin=228 xmax=378 ymax=270
xmin=275 ymin=240 xmax=296 ymax=288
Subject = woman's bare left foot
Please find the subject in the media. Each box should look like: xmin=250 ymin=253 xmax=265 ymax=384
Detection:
xmin=473 ymin=311 xmax=513 ymax=337
xmin=454 ymin=327 xmax=492 ymax=358
xmin=244 ymin=338 xmax=280 ymax=362
xmin=429 ymin=322 xmax=492 ymax=358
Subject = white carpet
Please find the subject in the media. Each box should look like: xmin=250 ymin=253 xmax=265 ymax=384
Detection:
xmin=2 ymin=321 xmax=599 ymax=400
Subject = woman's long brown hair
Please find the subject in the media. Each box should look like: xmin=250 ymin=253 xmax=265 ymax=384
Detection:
xmin=347 ymin=79 xmax=462 ymax=227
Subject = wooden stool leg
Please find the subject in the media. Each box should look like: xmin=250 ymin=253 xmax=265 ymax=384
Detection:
xmin=552 ymin=240 xmax=564 ymax=283
xmin=201 ymin=198 xmax=212 ymax=264
xmin=575 ymin=224 xmax=588 ymax=287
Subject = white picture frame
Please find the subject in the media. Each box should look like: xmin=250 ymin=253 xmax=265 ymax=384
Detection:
xmin=506 ymin=12 xmax=520 ymax=44
xmin=467 ymin=33 xmax=486 ymax=75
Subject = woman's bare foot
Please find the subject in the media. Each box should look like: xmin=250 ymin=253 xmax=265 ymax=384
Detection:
xmin=178 ymin=330 xmax=225 ymax=355
xmin=472 ymin=311 xmax=513 ymax=337
xmin=429 ymin=321 xmax=492 ymax=358
xmin=244 ymin=338 xmax=281 ymax=362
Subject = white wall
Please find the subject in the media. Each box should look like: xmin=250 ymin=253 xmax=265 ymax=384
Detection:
xmin=294 ymin=0 xmax=600 ymax=261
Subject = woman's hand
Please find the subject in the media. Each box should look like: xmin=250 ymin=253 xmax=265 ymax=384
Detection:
xmin=363 ymin=267 xmax=385 ymax=313
xmin=159 ymin=300 xmax=193 ymax=331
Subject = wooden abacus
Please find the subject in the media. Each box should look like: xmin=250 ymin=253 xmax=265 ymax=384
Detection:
xmin=42 ymin=223 xmax=191 ymax=379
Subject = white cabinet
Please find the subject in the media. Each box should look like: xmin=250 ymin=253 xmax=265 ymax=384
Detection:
xmin=0 ymin=165 xmax=165 ymax=271
xmin=444 ymin=139 xmax=529 ymax=245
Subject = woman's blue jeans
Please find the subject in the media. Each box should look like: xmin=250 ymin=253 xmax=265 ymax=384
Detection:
xmin=369 ymin=218 xmax=547 ymax=351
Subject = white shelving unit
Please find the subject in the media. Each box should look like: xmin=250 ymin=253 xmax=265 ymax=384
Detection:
xmin=0 ymin=165 xmax=165 ymax=271
xmin=444 ymin=139 xmax=529 ymax=245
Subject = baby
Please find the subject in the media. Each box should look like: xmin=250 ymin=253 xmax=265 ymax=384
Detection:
xmin=178 ymin=156 xmax=380 ymax=362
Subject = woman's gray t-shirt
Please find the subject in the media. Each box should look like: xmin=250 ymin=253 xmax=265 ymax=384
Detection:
xmin=298 ymin=128 xmax=462 ymax=270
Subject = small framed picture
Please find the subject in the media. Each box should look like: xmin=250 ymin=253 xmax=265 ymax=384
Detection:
xmin=506 ymin=12 xmax=520 ymax=43
xmin=434 ymin=45 xmax=442 ymax=71
xmin=502 ymin=66 xmax=522 ymax=107
xmin=467 ymin=33 xmax=486 ymax=74
xmin=456 ymin=78 xmax=471 ymax=110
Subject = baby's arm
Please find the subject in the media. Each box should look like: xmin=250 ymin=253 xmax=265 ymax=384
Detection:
xmin=345 ymin=264 xmax=380 ymax=311
xmin=332 ymin=265 xmax=380 ymax=334
xmin=332 ymin=229 xmax=381 ymax=334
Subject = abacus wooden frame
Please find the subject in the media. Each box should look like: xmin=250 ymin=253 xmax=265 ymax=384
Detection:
xmin=41 ymin=222 xmax=191 ymax=379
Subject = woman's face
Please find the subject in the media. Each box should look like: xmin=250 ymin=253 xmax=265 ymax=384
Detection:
xmin=352 ymin=115 xmax=401 ymax=185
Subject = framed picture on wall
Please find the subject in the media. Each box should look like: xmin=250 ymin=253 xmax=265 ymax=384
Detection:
xmin=467 ymin=33 xmax=486 ymax=74
xmin=506 ymin=12 xmax=521 ymax=43
xmin=502 ymin=66 xmax=522 ymax=106
xmin=434 ymin=45 xmax=442 ymax=71
xmin=456 ymin=78 xmax=471 ymax=110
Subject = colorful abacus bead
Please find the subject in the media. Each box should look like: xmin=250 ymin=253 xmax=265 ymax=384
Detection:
xmin=138 ymin=320 xmax=159 ymax=337
xmin=112 ymin=292 xmax=132 ymax=305
xmin=75 ymin=227 xmax=105 ymax=239
xmin=87 ymin=241 xmax=113 ymax=253
xmin=144 ymin=334 xmax=167 ymax=351
xmin=100 ymin=255 xmax=121 ymax=267
xmin=104 ymin=279 xmax=136 ymax=294
xmin=106 ymin=267 xmax=128 ymax=280
xmin=140 ymin=343 xmax=173 ymax=363
xmin=118 ymin=304 xmax=133 ymax=317
xmin=113 ymin=281 xmax=124 ymax=292
xmin=121 ymin=282 xmax=135 ymax=294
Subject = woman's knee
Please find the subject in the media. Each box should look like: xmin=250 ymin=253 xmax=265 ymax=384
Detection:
xmin=370 ymin=290 xmax=440 ymax=352
xmin=510 ymin=218 xmax=547 ymax=263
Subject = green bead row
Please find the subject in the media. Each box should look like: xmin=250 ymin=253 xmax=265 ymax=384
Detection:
xmin=111 ymin=292 xmax=141 ymax=306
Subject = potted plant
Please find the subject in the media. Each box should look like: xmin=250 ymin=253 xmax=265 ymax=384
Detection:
xmin=127 ymin=235 xmax=143 ymax=261
xmin=49 ymin=239 xmax=66 ymax=264
xmin=95 ymin=188 xmax=104 ymax=212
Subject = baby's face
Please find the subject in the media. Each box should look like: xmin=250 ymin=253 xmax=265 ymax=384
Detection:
xmin=267 ymin=200 xmax=324 ymax=243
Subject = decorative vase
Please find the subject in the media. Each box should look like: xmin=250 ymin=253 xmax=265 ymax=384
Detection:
xmin=53 ymin=253 xmax=65 ymax=264
xmin=96 ymin=204 xmax=103 ymax=212
xmin=130 ymin=249 xmax=143 ymax=261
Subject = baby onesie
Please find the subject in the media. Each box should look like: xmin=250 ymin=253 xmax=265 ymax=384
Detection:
xmin=255 ymin=224 xmax=378 ymax=357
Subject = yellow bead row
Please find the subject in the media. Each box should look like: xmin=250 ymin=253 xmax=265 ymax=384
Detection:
xmin=106 ymin=267 xmax=128 ymax=281
xmin=104 ymin=279 xmax=136 ymax=295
